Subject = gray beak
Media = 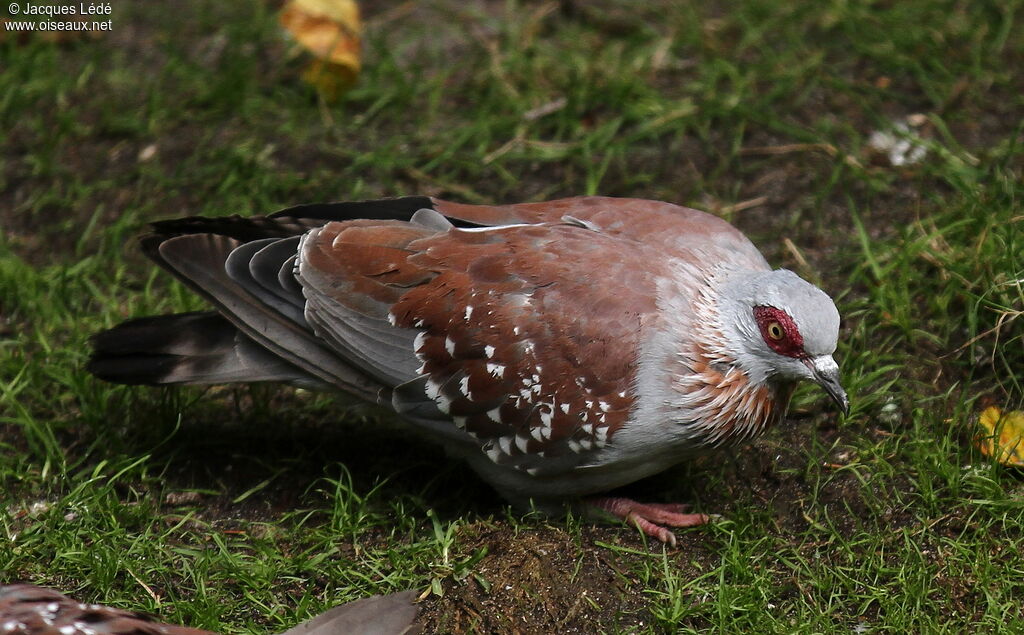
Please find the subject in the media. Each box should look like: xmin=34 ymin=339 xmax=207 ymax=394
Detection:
xmin=803 ymin=355 xmax=849 ymax=416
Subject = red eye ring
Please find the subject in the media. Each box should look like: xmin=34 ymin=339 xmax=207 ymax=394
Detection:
xmin=753 ymin=306 xmax=804 ymax=358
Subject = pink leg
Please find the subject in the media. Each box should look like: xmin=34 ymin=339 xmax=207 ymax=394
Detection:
xmin=588 ymin=497 xmax=715 ymax=547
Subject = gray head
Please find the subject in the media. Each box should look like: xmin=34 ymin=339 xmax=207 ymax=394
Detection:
xmin=719 ymin=269 xmax=848 ymax=414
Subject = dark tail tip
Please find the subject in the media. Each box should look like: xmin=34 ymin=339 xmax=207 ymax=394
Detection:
xmin=87 ymin=311 xmax=234 ymax=385
xmin=85 ymin=351 xmax=182 ymax=385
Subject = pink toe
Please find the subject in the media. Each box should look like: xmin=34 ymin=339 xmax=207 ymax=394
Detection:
xmin=587 ymin=496 xmax=715 ymax=544
xmin=627 ymin=513 xmax=678 ymax=546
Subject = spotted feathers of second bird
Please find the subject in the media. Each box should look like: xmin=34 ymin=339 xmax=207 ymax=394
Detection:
xmin=0 ymin=585 xmax=419 ymax=635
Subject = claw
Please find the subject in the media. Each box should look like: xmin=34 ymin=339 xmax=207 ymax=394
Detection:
xmin=588 ymin=497 xmax=715 ymax=546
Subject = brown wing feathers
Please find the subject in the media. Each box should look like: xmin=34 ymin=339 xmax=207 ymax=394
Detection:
xmin=384 ymin=223 xmax=649 ymax=471
xmin=296 ymin=221 xmax=435 ymax=388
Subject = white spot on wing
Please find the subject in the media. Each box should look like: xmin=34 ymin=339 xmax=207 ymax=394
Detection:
xmin=455 ymin=223 xmax=532 ymax=233
xmin=425 ymin=379 xmax=450 ymax=413
xmin=413 ymin=331 xmax=428 ymax=353
xmin=436 ymin=393 xmax=452 ymax=414
xmin=515 ymin=435 xmax=530 ymax=453
xmin=424 ymin=379 xmax=441 ymax=401
xmin=487 ymin=363 xmax=505 ymax=378
xmin=560 ymin=403 xmax=570 ymax=414
xmin=485 ymin=345 xmax=496 ymax=358
xmin=445 ymin=336 xmax=456 ymax=356
xmin=465 ymin=305 xmax=474 ymax=320
xmin=498 ymin=436 xmax=513 ymax=455
xmin=487 ymin=406 xmax=502 ymax=423
xmin=561 ymin=214 xmax=601 ymax=231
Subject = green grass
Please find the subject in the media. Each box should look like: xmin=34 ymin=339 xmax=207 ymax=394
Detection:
xmin=2 ymin=0 xmax=1023 ymax=631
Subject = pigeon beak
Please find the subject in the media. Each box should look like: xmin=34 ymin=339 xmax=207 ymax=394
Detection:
xmin=803 ymin=355 xmax=849 ymax=416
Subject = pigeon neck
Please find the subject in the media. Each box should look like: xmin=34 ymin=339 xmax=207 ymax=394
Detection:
xmin=668 ymin=276 xmax=793 ymax=446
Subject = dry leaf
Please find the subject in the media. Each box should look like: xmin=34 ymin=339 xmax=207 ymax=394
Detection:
xmin=279 ymin=0 xmax=362 ymax=99
xmin=976 ymin=406 xmax=1024 ymax=467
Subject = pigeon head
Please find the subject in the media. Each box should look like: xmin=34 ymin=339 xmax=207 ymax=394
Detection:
xmin=720 ymin=269 xmax=848 ymax=414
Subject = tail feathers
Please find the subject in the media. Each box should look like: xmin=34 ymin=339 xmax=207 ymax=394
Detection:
xmin=88 ymin=312 xmax=316 ymax=386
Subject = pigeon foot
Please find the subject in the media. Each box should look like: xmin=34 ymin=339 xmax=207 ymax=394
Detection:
xmin=588 ymin=497 xmax=715 ymax=547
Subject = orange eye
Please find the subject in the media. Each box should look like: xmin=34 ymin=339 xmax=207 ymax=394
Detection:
xmin=766 ymin=321 xmax=785 ymax=341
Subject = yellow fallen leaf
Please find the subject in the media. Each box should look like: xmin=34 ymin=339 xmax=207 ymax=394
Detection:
xmin=279 ymin=0 xmax=362 ymax=99
xmin=976 ymin=406 xmax=1024 ymax=466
